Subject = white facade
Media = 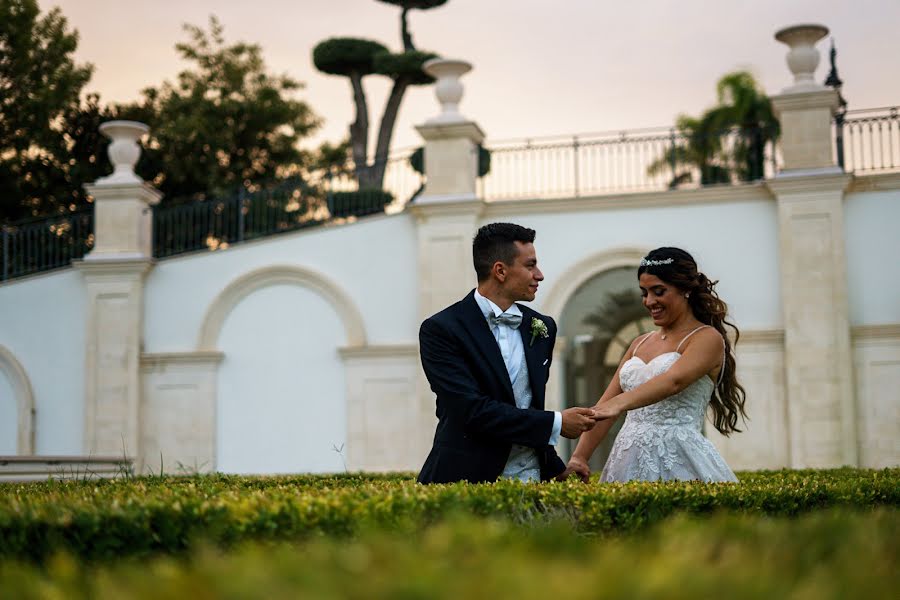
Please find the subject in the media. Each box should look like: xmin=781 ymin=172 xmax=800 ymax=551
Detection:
xmin=2 ymin=175 xmax=898 ymax=473
xmin=1 ymin=29 xmax=898 ymax=474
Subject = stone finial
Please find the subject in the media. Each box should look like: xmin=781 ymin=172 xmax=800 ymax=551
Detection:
xmin=774 ymin=24 xmax=829 ymax=93
xmin=97 ymin=120 xmax=149 ymax=184
xmin=423 ymin=58 xmax=473 ymax=125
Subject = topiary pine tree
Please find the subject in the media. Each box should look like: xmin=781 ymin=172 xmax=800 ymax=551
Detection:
xmin=375 ymin=0 xmax=447 ymax=51
xmin=313 ymin=1 xmax=447 ymax=190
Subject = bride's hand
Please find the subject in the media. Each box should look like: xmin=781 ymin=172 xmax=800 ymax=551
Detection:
xmin=557 ymin=455 xmax=591 ymax=483
xmin=592 ymin=397 xmax=626 ymax=421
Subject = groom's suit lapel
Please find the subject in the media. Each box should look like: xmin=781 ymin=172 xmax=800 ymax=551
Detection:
xmin=517 ymin=306 xmax=545 ymax=410
xmin=459 ymin=292 xmax=515 ymax=403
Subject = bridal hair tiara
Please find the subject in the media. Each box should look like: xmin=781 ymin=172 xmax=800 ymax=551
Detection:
xmin=640 ymin=257 xmax=674 ymax=267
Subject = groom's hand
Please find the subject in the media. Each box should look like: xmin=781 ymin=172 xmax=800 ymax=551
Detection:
xmin=556 ymin=455 xmax=591 ymax=483
xmin=560 ymin=407 xmax=598 ymax=439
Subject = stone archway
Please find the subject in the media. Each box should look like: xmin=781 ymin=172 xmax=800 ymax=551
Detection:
xmin=197 ymin=265 xmax=367 ymax=351
xmin=542 ymin=247 xmax=650 ymax=472
xmin=0 ymin=345 xmax=35 ymax=455
xmin=196 ymin=265 xmax=368 ymax=474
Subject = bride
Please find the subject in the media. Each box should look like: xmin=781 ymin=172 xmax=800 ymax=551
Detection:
xmin=566 ymin=247 xmax=746 ymax=482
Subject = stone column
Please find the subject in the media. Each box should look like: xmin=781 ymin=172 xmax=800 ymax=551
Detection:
xmin=767 ymin=25 xmax=857 ymax=467
xmin=409 ymin=59 xmax=487 ymax=460
xmin=411 ymin=58 xmax=486 ymax=320
xmin=74 ymin=121 xmax=161 ymax=460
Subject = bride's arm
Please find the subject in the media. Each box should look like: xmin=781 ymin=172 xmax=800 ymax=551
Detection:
xmin=562 ymin=337 xmax=641 ymax=479
xmin=593 ymin=328 xmax=723 ymax=420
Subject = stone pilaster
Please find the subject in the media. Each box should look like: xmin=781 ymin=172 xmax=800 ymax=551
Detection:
xmin=768 ymin=173 xmax=856 ymax=467
xmin=75 ymin=259 xmax=153 ymax=457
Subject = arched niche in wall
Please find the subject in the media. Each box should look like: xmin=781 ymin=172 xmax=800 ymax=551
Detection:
xmin=197 ymin=265 xmax=368 ymax=352
xmin=0 ymin=344 xmax=36 ymax=455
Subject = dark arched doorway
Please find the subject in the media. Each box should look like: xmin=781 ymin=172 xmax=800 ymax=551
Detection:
xmin=559 ymin=267 xmax=654 ymax=473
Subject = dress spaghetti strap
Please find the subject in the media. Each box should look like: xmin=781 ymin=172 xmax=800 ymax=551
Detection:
xmin=631 ymin=332 xmax=654 ymax=358
xmin=675 ymin=325 xmax=710 ymax=353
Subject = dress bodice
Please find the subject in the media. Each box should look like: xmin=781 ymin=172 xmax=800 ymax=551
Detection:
xmin=601 ymin=341 xmax=737 ymax=483
xmin=618 ymin=351 xmax=713 ymax=431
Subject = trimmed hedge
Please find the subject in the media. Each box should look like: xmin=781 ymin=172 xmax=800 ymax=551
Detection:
xmin=0 ymin=509 xmax=897 ymax=598
xmin=0 ymin=469 xmax=897 ymax=563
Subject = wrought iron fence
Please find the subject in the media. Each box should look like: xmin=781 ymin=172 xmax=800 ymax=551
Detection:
xmin=153 ymin=154 xmax=422 ymax=259
xmin=153 ymin=178 xmax=330 ymax=259
xmin=839 ymin=107 xmax=900 ymax=173
xmin=0 ymin=209 xmax=93 ymax=281
xmin=8 ymin=109 xmax=900 ymax=282
xmin=480 ymin=126 xmax=780 ymax=200
xmin=325 ymin=151 xmax=423 ymax=206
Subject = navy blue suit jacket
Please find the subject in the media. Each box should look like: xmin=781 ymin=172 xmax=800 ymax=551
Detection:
xmin=417 ymin=290 xmax=566 ymax=484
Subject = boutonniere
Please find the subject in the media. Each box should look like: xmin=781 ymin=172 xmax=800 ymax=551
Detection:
xmin=529 ymin=317 xmax=549 ymax=347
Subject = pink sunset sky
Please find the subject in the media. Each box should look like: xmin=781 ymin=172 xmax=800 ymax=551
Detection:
xmin=50 ymin=0 xmax=900 ymax=152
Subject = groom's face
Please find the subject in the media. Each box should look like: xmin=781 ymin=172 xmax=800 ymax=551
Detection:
xmin=501 ymin=241 xmax=544 ymax=302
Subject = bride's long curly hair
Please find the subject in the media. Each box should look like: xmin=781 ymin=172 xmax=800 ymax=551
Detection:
xmin=638 ymin=247 xmax=747 ymax=435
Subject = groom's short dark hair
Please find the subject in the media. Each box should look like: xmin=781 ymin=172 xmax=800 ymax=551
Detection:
xmin=473 ymin=222 xmax=536 ymax=281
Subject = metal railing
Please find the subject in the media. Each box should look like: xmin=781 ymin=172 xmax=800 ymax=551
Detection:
xmin=6 ymin=108 xmax=900 ymax=282
xmin=324 ymin=151 xmax=423 ymax=206
xmin=839 ymin=107 xmax=900 ymax=173
xmin=480 ymin=126 xmax=780 ymax=200
xmin=153 ymin=178 xmax=330 ymax=259
xmin=153 ymin=153 xmax=423 ymax=259
xmin=0 ymin=209 xmax=93 ymax=281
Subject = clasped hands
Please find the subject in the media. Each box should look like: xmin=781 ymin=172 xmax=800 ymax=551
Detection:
xmin=555 ymin=398 xmax=627 ymax=483
xmin=559 ymin=399 xmax=625 ymax=438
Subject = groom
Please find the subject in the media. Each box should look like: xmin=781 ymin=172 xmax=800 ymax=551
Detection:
xmin=417 ymin=222 xmax=597 ymax=484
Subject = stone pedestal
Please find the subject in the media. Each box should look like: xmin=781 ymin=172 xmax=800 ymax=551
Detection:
xmin=414 ymin=121 xmax=485 ymax=204
xmin=771 ymin=90 xmax=841 ymax=172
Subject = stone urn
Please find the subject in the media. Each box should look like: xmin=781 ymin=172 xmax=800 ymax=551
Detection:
xmin=775 ymin=24 xmax=829 ymax=93
xmin=97 ymin=120 xmax=149 ymax=184
xmin=423 ymin=58 xmax=473 ymax=124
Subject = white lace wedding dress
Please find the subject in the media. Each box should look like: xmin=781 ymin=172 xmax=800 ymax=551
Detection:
xmin=600 ymin=330 xmax=738 ymax=483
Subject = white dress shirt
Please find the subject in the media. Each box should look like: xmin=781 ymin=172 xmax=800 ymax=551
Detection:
xmin=473 ymin=290 xmax=562 ymax=446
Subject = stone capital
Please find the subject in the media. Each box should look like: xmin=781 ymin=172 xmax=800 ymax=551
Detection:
xmin=85 ymin=181 xmax=162 ymax=205
xmin=73 ymin=257 xmax=155 ymax=279
xmin=415 ymin=121 xmax=485 ymax=144
xmin=409 ymin=196 xmax=485 ymax=221
xmin=766 ymin=172 xmax=852 ymax=197
xmin=770 ymin=88 xmax=840 ymax=117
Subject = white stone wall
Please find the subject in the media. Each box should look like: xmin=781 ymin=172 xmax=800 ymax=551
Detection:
xmin=0 ymin=270 xmax=86 ymax=454
xmin=1 ymin=179 xmax=898 ymax=472
xmin=485 ymin=187 xmax=783 ymax=330
xmin=845 ymin=185 xmax=900 ymax=326
xmin=140 ymin=213 xmax=420 ymax=473
xmin=143 ymin=213 xmax=419 ymax=351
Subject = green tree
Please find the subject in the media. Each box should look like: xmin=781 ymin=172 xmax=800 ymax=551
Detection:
xmin=648 ymin=71 xmax=779 ymax=187
xmin=117 ymin=17 xmax=322 ymax=202
xmin=313 ymin=1 xmax=444 ymax=190
xmin=0 ymin=0 xmax=94 ymax=222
